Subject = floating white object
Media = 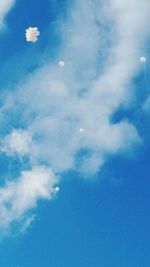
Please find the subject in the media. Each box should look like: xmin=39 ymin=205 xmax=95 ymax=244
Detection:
xmin=26 ymin=27 xmax=40 ymax=43
xmin=140 ymin=56 xmax=146 ymax=63
xmin=79 ymin=128 xmax=85 ymax=133
xmin=58 ymin=60 xmax=65 ymax=67
xmin=54 ymin=186 xmax=60 ymax=192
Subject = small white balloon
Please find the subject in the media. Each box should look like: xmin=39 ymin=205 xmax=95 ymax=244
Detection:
xmin=140 ymin=56 xmax=146 ymax=63
xmin=55 ymin=186 xmax=60 ymax=192
xmin=26 ymin=27 xmax=40 ymax=43
xmin=58 ymin=60 xmax=65 ymax=67
xmin=79 ymin=128 xmax=85 ymax=133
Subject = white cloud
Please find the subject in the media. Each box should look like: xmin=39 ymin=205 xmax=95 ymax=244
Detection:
xmin=20 ymin=214 xmax=36 ymax=233
xmin=0 ymin=0 xmax=15 ymax=28
xmin=1 ymin=129 xmax=33 ymax=157
xmin=0 ymin=166 xmax=58 ymax=231
xmin=0 ymin=0 xmax=150 ymax=232
xmin=10 ymin=0 xmax=147 ymax=172
xmin=143 ymin=95 xmax=150 ymax=112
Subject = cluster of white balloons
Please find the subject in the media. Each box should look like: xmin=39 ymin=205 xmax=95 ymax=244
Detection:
xmin=26 ymin=27 xmax=40 ymax=43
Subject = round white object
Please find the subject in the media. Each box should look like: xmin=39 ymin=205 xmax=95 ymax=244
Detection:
xmin=55 ymin=186 xmax=60 ymax=192
xmin=58 ymin=61 xmax=65 ymax=67
xmin=79 ymin=128 xmax=85 ymax=133
xmin=140 ymin=56 xmax=146 ymax=63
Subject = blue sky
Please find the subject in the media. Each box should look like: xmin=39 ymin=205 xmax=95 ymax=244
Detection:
xmin=0 ymin=0 xmax=150 ymax=266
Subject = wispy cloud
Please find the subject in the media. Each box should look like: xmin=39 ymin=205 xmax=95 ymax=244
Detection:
xmin=143 ymin=95 xmax=150 ymax=112
xmin=0 ymin=166 xmax=58 ymax=233
xmin=0 ymin=0 xmax=15 ymax=28
xmin=1 ymin=129 xmax=33 ymax=157
xmin=0 ymin=0 xmax=150 ymax=233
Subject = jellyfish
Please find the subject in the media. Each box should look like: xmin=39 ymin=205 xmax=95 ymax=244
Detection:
xmin=26 ymin=27 xmax=40 ymax=43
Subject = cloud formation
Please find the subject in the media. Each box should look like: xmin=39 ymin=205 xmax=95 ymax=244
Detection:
xmin=0 ymin=0 xmax=150 ymax=233
xmin=143 ymin=95 xmax=150 ymax=112
xmin=1 ymin=129 xmax=33 ymax=157
xmin=0 ymin=0 xmax=15 ymax=28
xmin=0 ymin=166 xmax=58 ymax=231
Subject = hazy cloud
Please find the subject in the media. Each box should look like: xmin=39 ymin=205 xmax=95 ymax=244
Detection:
xmin=1 ymin=129 xmax=33 ymax=157
xmin=0 ymin=0 xmax=15 ymax=28
xmin=0 ymin=166 xmax=58 ymax=232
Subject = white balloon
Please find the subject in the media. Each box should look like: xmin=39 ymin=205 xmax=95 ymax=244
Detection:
xmin=79 ymin=128 xmax=85 ymax=133
xmin=26 ymin=27 xmax=40 ymax=43
xmin=55 ymin=186 xmax=60 ymax=192
xmin=58 ymin=61 xmax=65 ymax=67
xmin=140 ymin=56 xmax=146 ymax=63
